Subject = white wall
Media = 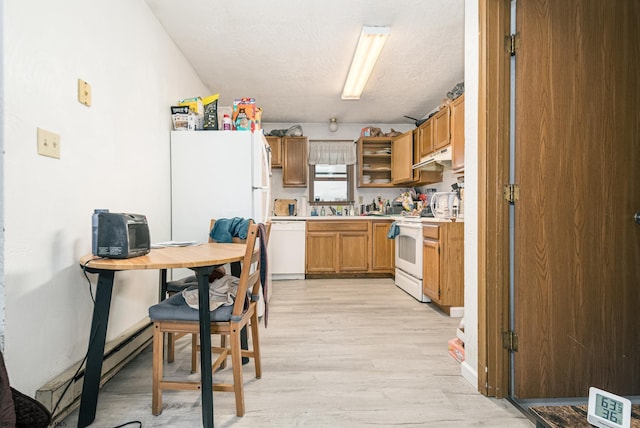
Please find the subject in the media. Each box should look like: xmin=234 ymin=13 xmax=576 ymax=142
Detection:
xmin=461 ymin=0 xmax=479 ymax=388
xmin=0 ymin=0 xmax=5 ymax=352
xmin=2 ymin=0 xmax=207 ymax=395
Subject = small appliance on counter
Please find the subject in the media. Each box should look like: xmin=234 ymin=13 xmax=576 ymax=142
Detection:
xmin=96 ymin=212 xmax=150 ymax=258
xmin=420 ymin=204 xmax=435 ymax=217
xmin=430 ymin=192 xmax=459 ymax=219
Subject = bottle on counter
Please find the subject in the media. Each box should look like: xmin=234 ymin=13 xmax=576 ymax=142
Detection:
xmin=222 ymin=114 xmax=232 ymax=130
xmin=320 ymin=206 xmax=326 ymax=216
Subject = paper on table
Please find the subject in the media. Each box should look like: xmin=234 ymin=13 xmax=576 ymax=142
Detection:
xmin=151 ymin=240 xmax=201 ymax=248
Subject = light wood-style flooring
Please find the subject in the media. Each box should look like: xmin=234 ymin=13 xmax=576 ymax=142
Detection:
xmin=60 ymin=278 xmax=534 ymax=427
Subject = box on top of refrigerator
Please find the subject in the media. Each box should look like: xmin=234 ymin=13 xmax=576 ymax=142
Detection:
xmin=232 ymin=98 xmax=261 ymax=131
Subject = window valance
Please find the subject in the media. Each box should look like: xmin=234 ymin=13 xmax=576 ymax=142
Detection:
xmin=308 ymin=140 xmax=357 ymax=165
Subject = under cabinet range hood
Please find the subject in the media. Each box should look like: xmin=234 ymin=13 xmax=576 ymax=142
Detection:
xmin=413 ymin=146 xmax=452 ymax=171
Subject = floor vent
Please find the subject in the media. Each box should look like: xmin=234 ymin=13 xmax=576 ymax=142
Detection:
xmin=36 ymin=319 xmax=153 ymax=423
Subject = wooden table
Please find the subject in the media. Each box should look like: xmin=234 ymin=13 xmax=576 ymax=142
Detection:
xmin=78 ymin=243 xmax=247 ymax=428
xmin=530 ymin=404 xmax=640 ymax=427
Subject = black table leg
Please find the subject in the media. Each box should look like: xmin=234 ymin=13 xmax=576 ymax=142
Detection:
xmin=78 ymin=270 xmax=115 ymax=428
xmin=158 ymin=269 xmax=167 ymax=302
xmin=194 ymin=266 xmax=215 ymax=428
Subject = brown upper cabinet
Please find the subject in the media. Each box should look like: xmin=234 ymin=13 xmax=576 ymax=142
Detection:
xmin=415 ymin=94 xmax=464 ymax=172
xmin=391 ymin=132 xmax=414 ymax=185
xmin=417 ymin=119 xmax=433 ymax=159
xmin=265 ymin=136 xmax=282 ymax=168
xmin=395 ymin=130 xmax=443 ymax=186
xmin=416 ymin=106 xmax=449 ymax=160
xmin=450 ymin=94 xmax=465 ymax=173
xmin=432 ymin=106 xmax=451 ymax=150
xmin=282 ymin=136 xmax=307 ymax=187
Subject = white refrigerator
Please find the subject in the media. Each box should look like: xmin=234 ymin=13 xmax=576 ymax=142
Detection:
xmin=170 ymin=130 xmax=272 ymax=313
xmin=170 ymin=130 xmax=271 ymax=241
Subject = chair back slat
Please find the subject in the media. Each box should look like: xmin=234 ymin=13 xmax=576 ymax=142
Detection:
xmin=231 ymin=223 xmax=261 ymax=317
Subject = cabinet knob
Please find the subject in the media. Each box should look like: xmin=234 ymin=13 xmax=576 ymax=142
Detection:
xmin=635 ymin=211 xmax=640 ymax=225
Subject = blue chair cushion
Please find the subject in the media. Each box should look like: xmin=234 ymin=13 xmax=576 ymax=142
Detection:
xmin=149 ymin=289 xmax=234 ymax=322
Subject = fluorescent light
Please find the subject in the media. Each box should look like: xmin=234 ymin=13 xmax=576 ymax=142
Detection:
xmin=341 ymin=26 xmax=390 ymax=100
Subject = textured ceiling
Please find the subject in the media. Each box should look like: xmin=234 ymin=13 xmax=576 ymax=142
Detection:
xmin=145 ymin=0 xmax=465 ymax=125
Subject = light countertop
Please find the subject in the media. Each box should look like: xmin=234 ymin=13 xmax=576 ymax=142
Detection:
xmin=269 ymin=215 xmax=464 ymax=223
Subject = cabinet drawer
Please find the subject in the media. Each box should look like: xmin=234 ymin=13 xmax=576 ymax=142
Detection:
xmin=423 ymin=224 xmax=440 ymax=239
xmin=307 ymin=221 xmax=369 ymax=232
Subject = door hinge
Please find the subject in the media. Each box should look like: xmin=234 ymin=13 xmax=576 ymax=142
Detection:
xmin=503 ymin=184 xmax=520 ymax=204
xmin=505 ymin=32 xmax=521 ymax=56
xmin=502 ymin=330 xmax=519 ymax=352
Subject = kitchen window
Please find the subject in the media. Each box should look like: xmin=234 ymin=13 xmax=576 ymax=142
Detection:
xmin=308 ymin=140 xmax=356 ymax=204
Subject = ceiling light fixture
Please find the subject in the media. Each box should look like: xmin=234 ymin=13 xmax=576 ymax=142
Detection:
xmin=328 ymin=118 xmax=338 ymax=132
xmin=341 ymin=26 xmax=390 ymax=100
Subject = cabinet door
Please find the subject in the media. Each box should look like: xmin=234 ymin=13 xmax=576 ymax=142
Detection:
xmin=371 ymin=222 xmax=394 ymax=272
xmin=432 ymin=107 xmax=451 ymax=150
xmin=412 ymin=128 xmax=445 ymax=186
xmin=283 ymin=136 xmax=307 ymax=187
xmin=418 ymin=119 xmax=433 ymax=159
xmin=339 ymin=232 xmax=369 ymax=272
xmin=266 ymin=136 xmax=282 ymax=168
xmin=439 ymin=223 xmax=465 ymax=306
xmin=450 ymin=94 xmax=465 ymax=172
xmin=422 ymin=238 xmax=441 ymax=301
xmin=306 ymin=232 xmax=336 ymax=273
xmin=391 ymin=131 xmax=414 ymax=184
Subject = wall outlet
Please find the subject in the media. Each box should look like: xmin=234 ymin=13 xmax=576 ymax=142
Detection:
xmin=78 ymin=79 xmax=91 ymax=106
xmin=37 ymin=128 xmax=60 ymax=159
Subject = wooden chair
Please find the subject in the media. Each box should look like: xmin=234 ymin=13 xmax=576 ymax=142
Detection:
xmin=164 ymin=219 xmax=231 ymax=371
xmin=165 ymin=219 xmax=270 ymax=371
xmin=149 ymin=222 xmax=265 ymax=417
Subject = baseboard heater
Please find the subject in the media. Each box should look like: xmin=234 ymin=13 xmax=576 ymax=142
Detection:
xmin=36 ymin=318 xmax=153 ymax=423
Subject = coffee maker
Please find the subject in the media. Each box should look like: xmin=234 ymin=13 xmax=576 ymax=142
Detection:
xmin=421 ymin=188 xmax=437 ymax=217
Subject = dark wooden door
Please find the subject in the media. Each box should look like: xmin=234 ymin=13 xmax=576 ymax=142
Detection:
xmin=513 ymin=0 xmax=640 ymax=398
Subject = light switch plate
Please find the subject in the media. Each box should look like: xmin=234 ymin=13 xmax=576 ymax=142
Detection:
xmin=37 ymin=128 xmax=60 ymax=159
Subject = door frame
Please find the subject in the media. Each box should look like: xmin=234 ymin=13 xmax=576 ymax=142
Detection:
xmin=477 ymin=0 xmax=511 ymax=398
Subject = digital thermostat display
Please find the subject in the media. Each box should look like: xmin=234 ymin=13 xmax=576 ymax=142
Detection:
xmin=587 ymin=387 xmax=631 ymax=428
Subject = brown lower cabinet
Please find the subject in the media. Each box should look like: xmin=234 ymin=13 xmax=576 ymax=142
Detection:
xmin=306 ymin=220 xmax=394 ymax=277
xmin=371 ymin=221 xmax=395 ymax=273
xmin=422 ymin=222 xmax=464 ymax=314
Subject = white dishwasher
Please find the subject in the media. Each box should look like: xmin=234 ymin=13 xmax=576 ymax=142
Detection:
xmin=268 ymin=220 xmax=306 ymax=279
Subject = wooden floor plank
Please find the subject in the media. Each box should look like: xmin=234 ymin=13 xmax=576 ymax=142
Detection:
xmin=60 ymin=278 xmax=534 ymax=427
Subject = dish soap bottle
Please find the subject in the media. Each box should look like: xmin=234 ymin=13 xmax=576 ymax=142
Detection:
xmin=320 ymin=206 xmax=326 ymax=216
